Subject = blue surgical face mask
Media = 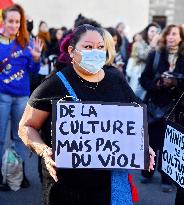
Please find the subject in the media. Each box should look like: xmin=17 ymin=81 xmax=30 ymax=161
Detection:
xmin=75 ymin=49 xmax=106 ymax=74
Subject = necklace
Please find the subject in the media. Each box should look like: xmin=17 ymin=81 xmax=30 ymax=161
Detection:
xmin=0 ymin=33 xmax=15 ymax=44
xmin=168 ymin=53 xmax=178 ymax=72
xmin=77 ymin=74 xmax=99 ymax=90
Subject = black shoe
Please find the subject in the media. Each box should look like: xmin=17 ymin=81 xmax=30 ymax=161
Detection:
xmin=0 ymin=183 xmax=10 ymax=191
xmin=20 ymin=176 xmax=30 ymax=188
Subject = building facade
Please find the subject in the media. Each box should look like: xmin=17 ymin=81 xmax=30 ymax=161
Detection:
xmin=149 ymin=0 xmax=184 ymax=28
xmin=14 ymin=0 xmax=149 ymax=39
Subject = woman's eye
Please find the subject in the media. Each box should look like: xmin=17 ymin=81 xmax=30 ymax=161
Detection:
xmin=84 ymin=45 xmax=93 ymax=49
xmin=98 ymin=45 xmax=104 ymax=49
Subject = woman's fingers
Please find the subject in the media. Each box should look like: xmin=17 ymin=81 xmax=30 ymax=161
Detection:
xmin=48 ymin=164 xmax=58 ymax=182
xmin=39 ymin=40 xmax=44 ymax=51
xmin=148 ymin=146 xmax=156 ymax=172
xmin=148 ymin=155 xmax=155 ymax=171
xmin=149 ymin=146 xmax=156 ymax=157
xmin=45 ymin=157 xmax=58 ymax=182
xmin=32 ymin=37 xmax=43 ymax=53
xmin=50 ymin=172 xmax=58 ymax=182
xmin=44 ymin=148 xmax=58 ymax=182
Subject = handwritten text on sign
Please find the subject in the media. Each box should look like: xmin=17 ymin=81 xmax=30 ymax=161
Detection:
xmin=54 ymin=102 xmax=147 ymax=169
xmin=162 ymin=125 xmax=184 ymax=188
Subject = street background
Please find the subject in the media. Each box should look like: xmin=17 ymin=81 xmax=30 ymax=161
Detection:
xmin=0 ymin=150 xmax=177 ymax=205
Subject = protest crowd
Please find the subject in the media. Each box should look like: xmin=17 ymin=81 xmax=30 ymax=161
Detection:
xmin=0 ymin=2 xmax=184 ymax=205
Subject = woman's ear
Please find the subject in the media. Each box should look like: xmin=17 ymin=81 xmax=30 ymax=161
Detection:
xmin=68 ymin=46 xmax=74 ymax=58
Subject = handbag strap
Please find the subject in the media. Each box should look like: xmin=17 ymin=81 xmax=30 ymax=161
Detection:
xmin=165 ymin=91 xmax=184 ymax=121
xmin=144 ymin=51 xmax=160 ymax=101
xmin=0 ymin=41 xmax=18 ymax=73
xmin=56 ymin=71 xmax=79 ymax=101
xmin=152 ymin=51 xmax=160 ymax=74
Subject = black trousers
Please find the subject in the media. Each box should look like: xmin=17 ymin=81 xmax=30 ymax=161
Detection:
xmin=142 ymin=119 xmax=171 ymax=184
xmin=41 ymin=159 xmax=111 ymax=205
xmin=42 ymin=177 xmax=110 ymax=205
xmin=49 ymin=183 xmax=110 ymax=205
xmin=175 ymin=187 xmax=184 ymax=205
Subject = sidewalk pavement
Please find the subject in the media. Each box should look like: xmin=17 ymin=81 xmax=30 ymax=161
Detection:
xmin=0 ymin=154 xmax=176 ymax=205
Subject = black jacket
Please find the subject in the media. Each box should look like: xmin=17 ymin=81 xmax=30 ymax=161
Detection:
xmin=140 ymin=50 xmax=184 ymax=107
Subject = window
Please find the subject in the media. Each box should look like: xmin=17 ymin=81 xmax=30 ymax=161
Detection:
xmin=150 ymin=0 xmax=168 ymax=6
xmin=152 ymin=15 xmax=167 ymax=29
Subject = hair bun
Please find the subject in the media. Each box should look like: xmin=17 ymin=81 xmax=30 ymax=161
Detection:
xmin=60 ymin=33 xmax=73 ymax=53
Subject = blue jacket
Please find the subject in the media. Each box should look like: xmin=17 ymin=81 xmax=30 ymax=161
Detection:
xmin=0 ymin=37 xmax=40 ymax=96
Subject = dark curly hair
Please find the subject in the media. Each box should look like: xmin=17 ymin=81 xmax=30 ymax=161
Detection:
xmin=74 ymin=14 xmax=101 ymax=28
xmin=140 ymin=22 xmax=161 ymax=44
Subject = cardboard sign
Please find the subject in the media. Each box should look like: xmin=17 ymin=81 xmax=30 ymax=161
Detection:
xmin=162 ymin=122 xmax=184 ymax=188
xmin=52 ymin=101 xmax=149 ymax=169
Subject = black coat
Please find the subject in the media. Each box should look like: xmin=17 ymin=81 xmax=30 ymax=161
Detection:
xmin=140 ymin=50 xmax=184 ymax=107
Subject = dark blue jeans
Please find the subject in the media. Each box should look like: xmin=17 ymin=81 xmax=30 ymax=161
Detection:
xmin=0 ymin=93 xmax=29 ymax=167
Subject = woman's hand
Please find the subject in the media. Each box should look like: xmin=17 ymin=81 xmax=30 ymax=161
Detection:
xmin=148 ymin=146 xmax=156 ymax=172
xmin=150 ymin=34 xmax=160 ymax=49
xmin=162 ymin=77 xmax=177 ymax=88
xmin=29 ymin=37 xmax=43 ymax=62
xmin=41 ymin=146 xmax=58 ymax=182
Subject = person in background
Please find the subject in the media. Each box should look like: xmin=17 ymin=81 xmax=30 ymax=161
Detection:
xmin=38 ymin=21 xmax=50 ymax=51
xmin=133 ymin=33 xmax=142 ymax=42
xmin=101 ymin=28 xmax=116 ymax=68
xmin=36 ymin=21 xmax=51 ymax=81
xmin=18 ymin=24 xmax=155 ymax=205
xmin=116 ymin=22 xmax=130 ymax=69
xmin=26 ymin=16 xmax=35 ymax=39
xmin=48 ymin=28 xmax=64 ymax=57
xmin=128 ymin=33 xmax=142 ymax=55
xmin=60 ymin=26 xmax=68 ymax=36
xmin=106 ymin=27 xmax=124 ymax=73
xmin=0 ymin=4 xmax=43 ymax=191
xmin=26 ymin=16 xmax=41 ymax=94
xmin=56 ymin=28 xmax=64 ymax=41
xmin=126 ymin=23 xmax=161 ymax=100
xmin=37 ymin=21 xmax=50 ymax=60
xmin=140 ymin=24 xmax=184 ymax=192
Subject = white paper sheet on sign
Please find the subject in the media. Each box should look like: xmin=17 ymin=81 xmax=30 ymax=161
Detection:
xmin=53 ymin=102 xmax=147 ymax=170
xmin=162 ymin=125 xmax=184 ymax=188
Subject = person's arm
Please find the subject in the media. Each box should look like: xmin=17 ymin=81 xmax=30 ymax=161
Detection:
xmin=140 ymin=51 xmax=161 ymax=92
xmin=134 ymin=41 xmax=151 ymax=62
xmin=18 ymin=104 xmax=58 ymax=182
xmin=121 ymin=74 xmax=142 ymax=104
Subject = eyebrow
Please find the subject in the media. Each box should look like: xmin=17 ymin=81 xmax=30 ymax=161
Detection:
xmin=83 ymin=41 xmax=104 ymax=44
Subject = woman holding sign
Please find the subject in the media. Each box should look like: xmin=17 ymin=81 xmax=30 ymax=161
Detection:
xmin=19 ymin=24 xmax=155 ymax=205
